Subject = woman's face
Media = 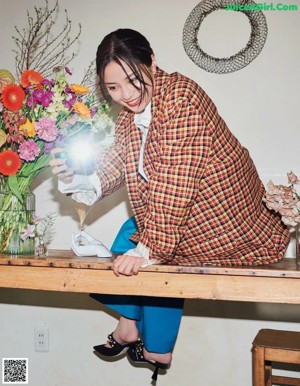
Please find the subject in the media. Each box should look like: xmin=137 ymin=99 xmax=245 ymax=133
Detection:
xmin=104 ymin=58 xmax=156 ymax=113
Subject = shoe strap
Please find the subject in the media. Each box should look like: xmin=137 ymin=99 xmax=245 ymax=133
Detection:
xmin=131 ymin=339 xmax=145 ymax=361
xmin=107 ymin=333 xmax=123 ymax=349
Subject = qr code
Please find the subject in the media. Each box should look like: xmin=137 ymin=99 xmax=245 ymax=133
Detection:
xmin=2 ymin=358 xmax=28 ymax=384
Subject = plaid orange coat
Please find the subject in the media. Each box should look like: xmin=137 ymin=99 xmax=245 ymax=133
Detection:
xmin=96 ymin=68 xmax=289 ymax=266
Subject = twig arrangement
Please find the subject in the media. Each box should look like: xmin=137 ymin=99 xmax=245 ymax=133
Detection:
xmin=12 ymin=0 xmax=81 ymax=79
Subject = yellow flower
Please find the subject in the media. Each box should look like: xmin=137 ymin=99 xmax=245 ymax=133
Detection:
xmin=70 ymin=84 xmax=90 ymax=95
xmin=0 ymin=69 xmax=15 ymax=93
xmin=20 ymin=118 xmax=36 ymax=137
xmin=0 ymin=129 xmax=8 ymax=148
xmin=73 ymin=101 xmax=91 ymax=119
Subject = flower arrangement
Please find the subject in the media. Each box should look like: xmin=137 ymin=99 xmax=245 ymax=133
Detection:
xmin=264 ymin=171 xmax=300 ymax=226
xmin=21 ymin=212 xmax=55 ymax=241
xmin=22 ymin=212 xmax=56 ymax=257
xmin=0 ymin=66 xmax=112 ymax=200
xmin=0 ymin=66 xmax=112 ymax=253
xmin=0 ymin=1 xmax=114 ymax=254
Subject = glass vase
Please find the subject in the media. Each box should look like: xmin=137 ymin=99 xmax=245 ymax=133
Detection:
xmin=0 ymin=190 xmax=35 ymax=255
xmin=296 ymin=224 xmax=300 ymax=267
xmin=35 ymin=237 xmax=48 ymax=257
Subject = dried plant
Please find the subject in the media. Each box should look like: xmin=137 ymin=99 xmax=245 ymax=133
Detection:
xmin=80 ymin=60 xmax=101 ymax=98
xmin=81 ymin=61 xmax=108 ymax=111
xmin=81 ymin=61 xmax=96 ymax=88
xmin=264 ymin=172 xmax=300 ymax=226
xmin=12 ymin=0 xmax=81 ymax=79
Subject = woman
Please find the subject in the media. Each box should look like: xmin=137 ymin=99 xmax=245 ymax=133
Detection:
xmin=50 ymin=28 xmax=289 ymax=380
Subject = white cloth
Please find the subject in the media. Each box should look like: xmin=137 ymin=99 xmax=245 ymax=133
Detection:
xmin=134 ymin=102 xmax=151 ymax=181
xmin=124 ymin=241 xmax=161 ymax=267
xmin=71 ymin=231 xmax=112 ymax=257
xmin=58 ymin=172 xmax=101 ymax=205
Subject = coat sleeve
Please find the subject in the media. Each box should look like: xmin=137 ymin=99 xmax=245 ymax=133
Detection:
xmin=95 ymin=113 xmax=127 ymax=198
xmin=139 ymin=97 xmax=212 ymax=262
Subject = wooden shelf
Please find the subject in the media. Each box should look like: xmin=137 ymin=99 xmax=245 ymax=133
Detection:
xmin=0 ymin=251 xmax=299 ymax=303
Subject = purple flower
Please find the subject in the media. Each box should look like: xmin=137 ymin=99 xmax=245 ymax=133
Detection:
xmin=65 ymin=66 xmax=72 ymax=75
xmin=42 ymin=79 xmax=53 ymax=88
xmin=33 ymin=89 xmax=44 ymax=102
xmin=40 ymin=91 xmax=53 ymax=107
xmin=43 ymin=134 xmax=65 ymax=155
xmin=28 ymin=90 xmax=53 ymax=107
xmin=44 ymin=134 xmax=65 ymax=154
xmin=21 ymin=224 xmax=35 ymax=240
xmin=26 ymin=95 xmax=38 ymax=109
xmin=43 ymin=141 xmax=54 ymax=154
xmin=18 ymin=139 xmax=41 ymax=161
xmin=53 ymin=66 xmax=63 ymax=73
xmin=90 ymin=107 xmax=98 ymax=117
xmin=35 ymin=117 xmax=58 ymax=142
xmin=64 ymin=92 xmax=76 ymax=110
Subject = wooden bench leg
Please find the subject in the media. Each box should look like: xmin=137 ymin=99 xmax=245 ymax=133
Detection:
xmin=253 ymin=345 xmax=266 ymax=386
xmin=265 ymin=362 xmax=272 ymax=386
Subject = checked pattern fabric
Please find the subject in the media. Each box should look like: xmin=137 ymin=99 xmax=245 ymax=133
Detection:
xmin=96 ymin=68 xmax=289 ymax=266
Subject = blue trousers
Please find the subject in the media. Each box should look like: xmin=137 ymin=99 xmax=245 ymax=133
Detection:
xmin=90 ymin=217 xmax=184 ymax=353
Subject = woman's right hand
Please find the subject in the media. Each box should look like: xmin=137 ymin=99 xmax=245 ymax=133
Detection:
xmin=49 ymin=147 xmax=75 ymax=184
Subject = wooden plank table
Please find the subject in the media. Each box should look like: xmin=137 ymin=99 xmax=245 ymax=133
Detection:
xmin=0 ymin=250 xmax=299 ymax=304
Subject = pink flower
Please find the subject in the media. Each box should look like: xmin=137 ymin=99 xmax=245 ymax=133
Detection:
xmin=21 ymin=224 xmax=35 ymax=240
xmin=32 ymin=214 xmax=42 ymax=223
xmin=18 ymin=139 xmax=40 ymax=161
xmin=35 ymin=116 xmax=58 ymax=142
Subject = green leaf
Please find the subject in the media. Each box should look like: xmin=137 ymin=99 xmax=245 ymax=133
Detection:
xmin=8 ymin=175 xmax=23 ymax=203
xmin=19 ymin=154 xmax=50 ymax=178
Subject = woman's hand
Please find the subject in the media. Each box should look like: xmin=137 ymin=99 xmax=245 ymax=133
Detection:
xmin=112 ymin=254 xmax=146 ymax=277
xmin=49 ymin=147 xmax=75 ymax=184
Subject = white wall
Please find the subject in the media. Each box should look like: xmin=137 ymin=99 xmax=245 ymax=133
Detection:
xmin=0 ymin=0 xmax=299 ymax=385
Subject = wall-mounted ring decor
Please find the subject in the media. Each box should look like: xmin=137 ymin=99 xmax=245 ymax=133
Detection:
xmin=182 ymin=0 xmax=268 ymax=74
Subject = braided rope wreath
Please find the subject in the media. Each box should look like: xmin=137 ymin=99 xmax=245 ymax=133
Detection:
xmin=182 ymin=0 xmax=268 ymax=74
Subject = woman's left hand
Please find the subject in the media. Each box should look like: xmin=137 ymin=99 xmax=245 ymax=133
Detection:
xmin=112 ymin=254 xmax=146 ymax=277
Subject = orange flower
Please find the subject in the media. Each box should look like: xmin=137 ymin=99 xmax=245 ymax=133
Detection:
xmin=73 ymin=101 xmax=91 ymax=119
xmin=20 ymin=70 xmax=44 ymax=88
xmin=70 ymin=84 xmax=90 ymax=95
xmin=0 ymin=150 xmax=22 ymax=176
xmin=1 ymin=84 xmax=25 ymax=111
xmin=20 ymin=118 xmax=36 ymax=137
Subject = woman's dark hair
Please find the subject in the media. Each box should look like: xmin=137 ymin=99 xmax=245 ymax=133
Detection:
xmin=96 ymin=29 xmax=154 ymax=102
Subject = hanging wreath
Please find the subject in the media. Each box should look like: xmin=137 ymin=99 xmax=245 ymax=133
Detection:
xmin=182 ymin=0 xmax=268 ymax=74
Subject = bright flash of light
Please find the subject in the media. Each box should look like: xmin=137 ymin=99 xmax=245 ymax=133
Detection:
xmin=68 ymin=141 xmax=93 ymax=162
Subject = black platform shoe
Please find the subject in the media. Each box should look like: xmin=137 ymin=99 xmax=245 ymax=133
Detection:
xmin=93 ymin=333 xmax=133 ymax=357
xmin=127 ymin=339 xmax=170 ymax=382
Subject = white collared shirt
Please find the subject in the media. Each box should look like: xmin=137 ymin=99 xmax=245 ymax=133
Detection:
xmin=134 ymin=102 xmax=151 ymax=181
